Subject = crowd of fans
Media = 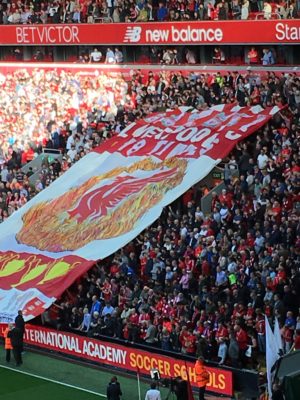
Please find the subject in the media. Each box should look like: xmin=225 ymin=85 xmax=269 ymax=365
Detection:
xmin=0 ymin=0 xmax=298 ymax=24
xmin=0 ymin=67 xmax=129 ymax=219
xmin=0 ymin=66 xmax=300 ymax=371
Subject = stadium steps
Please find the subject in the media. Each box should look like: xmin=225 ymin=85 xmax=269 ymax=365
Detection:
xmin=22 ymin=149 xmax=62 ymax=185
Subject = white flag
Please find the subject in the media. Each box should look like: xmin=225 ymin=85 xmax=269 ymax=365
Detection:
xmin=265 ymin=316 xmax=280 ymax=399
xmin=274 ymin=318 xmax=283 ymax=354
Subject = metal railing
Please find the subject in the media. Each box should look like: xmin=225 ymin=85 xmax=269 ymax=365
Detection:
xmin=255 ymin=12 xmax=282 ymax=19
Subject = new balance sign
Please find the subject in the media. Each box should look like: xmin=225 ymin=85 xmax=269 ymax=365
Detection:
xmin=0 ymin=21 xmax=299 ymax=45
xmin=123 ymin=26 xmax=142 ymax=43
xmin=145 ymin=26 xmax=223 ymax=43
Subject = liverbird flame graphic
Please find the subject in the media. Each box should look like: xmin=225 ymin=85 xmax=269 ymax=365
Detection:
xmin=16 ymin=157 xmax=187 ymax=252
xmin=67 ymin=167 xmax=178 ymax=223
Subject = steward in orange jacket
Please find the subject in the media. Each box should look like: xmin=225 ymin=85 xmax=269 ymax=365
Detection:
xmin=194 ymin=357 xmax=209 ymax=400
xmin=4 ymin=324 xmax=13 ymax=363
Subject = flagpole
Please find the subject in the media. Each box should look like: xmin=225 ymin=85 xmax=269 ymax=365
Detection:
xmin=137 ymin=368 xmax=141 ymax=400
xmin=184 ymin=361 xmax=195 ymax=400
xmin=274 ymin=318 xmax=283 ymax=355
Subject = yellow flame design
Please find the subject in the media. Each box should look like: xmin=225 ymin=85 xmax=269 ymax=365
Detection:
xmin=37 ymin=261 xmax=80 ymax=285
xmin=16 ymin=157 xmax=187 ymax=252
xmin=12 ymin=263 xmax=47 ymax=288
xmin=0 ymin=259 xmax=25 ymax=278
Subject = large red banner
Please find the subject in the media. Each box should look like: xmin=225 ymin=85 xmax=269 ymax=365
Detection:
xmin=0 ymin=324 xmax=233 ymax=396
xmin=98 ymin=104 xmax=282 ymax=160
xmin=0 ymin=20 xmax=298 ymax=45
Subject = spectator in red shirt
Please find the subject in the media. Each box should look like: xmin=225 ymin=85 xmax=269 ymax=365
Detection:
xmin=248 ymin=47 xmax=259 ymax=64
xmin=234 ymin=323 xmax=249 ymax=367
xmin=291 ymin=330 xmax=300 ymax=351
xmin=216 ymin=321 xmax=229 ymax=341
xmin=255 ymin=310 xmax=266 ymax=353
xmin=184 ymin=329 xmax=197 ymax=355
xmin=128 ymin=309 xmax=139 ymax=344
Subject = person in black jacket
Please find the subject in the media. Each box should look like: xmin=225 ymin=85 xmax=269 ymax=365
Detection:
xmin=15 ymin=310 xmax=25 ymax=352
xmin=7 ymin=326 xmax=23 ymax=366
xmin=173 ymin=377 xmax=188 ymax=400
xmin=106 ymin=376 xmax=122 ymax=400
xmin=272 ymin=382 xmax=284 ymax=400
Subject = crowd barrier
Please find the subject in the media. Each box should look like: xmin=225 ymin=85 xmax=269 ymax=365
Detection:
xmin=0 ymin=62 xmax=299 ymax=76
xmin=0 ymin=323 xmax=260 ymax=398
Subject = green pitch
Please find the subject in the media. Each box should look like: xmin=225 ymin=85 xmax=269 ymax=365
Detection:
xmin=0 ymin=351 xmax=170 ymax=400
xmin=0 ymin=368 xmax=100 ymax=400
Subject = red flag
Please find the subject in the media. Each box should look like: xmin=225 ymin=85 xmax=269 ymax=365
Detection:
xmin=185 ymin=361 xmax=195 ymax=400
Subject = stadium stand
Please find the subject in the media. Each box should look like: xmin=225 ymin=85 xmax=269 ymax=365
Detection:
xmin=0 ymin=67 xmax=299 ymax=374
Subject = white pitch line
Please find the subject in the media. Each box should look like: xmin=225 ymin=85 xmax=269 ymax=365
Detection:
xmin=0 ymin=364 xmax=106 ymax=398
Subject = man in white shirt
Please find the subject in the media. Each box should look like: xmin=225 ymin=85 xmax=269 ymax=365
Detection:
xmin=263 ymin=1 xmax=272 ymax=19
xmin=254 ymin=231 xmax=265 ymax=253
xmin=114 ymin=48 xmax=124 ymax=63
xmin=1 ymin=165 xmax=8 ymax=183
xmin=262 ymin=170 xmax=271 ymax=186
xmin=218 ymin=337 xmax=228 ymax=365
xmin=246 ymin=171 xmax=254 ymax=187
xmin=257 ymin=149 xmax=269 ymax=170
xmin=180 ymin=224 xmax=188 ymax=238
xmin=66 ymin=133 xmax=75 ymax=151
xmin=145 ymin=383 xmax=161 ymax=400
xmin=144 ymin=320 xmax=156 ymax=344
xmin=67 ymin=145 xmax=77 ymax=162
xmin=48 ymin=5 xmax=59 ymax=17
xmin=215 ymin=266 xmax=227 ymax=287
xmin=227 ymin=258 xmax=237 ymax=273
xmin=106 ymin=0 xmax=114 ymax=17
xmin=90 ymin=48 xmax=102 ymax=63
xmin=8 ymin=10 xmax=21 ymax=23
xmin=101 ymin=302 xmax=114 ymax=317
xmin=105 ymin=48 xmax=115 ymax=64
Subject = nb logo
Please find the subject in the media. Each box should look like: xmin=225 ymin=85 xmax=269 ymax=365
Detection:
xmin=123 ymin=26 xmax=142 ymax=43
